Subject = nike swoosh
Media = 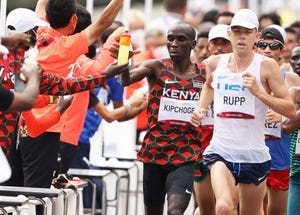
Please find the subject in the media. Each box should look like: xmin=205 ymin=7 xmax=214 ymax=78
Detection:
xmin=217 ymin=75 xmax=229 ymax=80
xmin=185 ymin=189 xmax=192 ymax=194
xmin=258 ymin=175 xmax=267 ymax=182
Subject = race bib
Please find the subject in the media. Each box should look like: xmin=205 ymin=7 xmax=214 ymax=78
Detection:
xmin=158 ymin=97 xmax=198 ymax=124
xmin=264 ymin=123 xmax=281 ymax=140
xmin=201 ymin=104 xmax=214 ymax=126
xmin=214 ymin=90 xmax=255 ymax=119
xmin=214 ymin=72 xmax=255 ymax=119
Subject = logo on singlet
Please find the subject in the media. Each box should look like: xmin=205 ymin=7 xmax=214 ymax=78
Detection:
xmin=217 ymin=83 xmax=246 ymax=91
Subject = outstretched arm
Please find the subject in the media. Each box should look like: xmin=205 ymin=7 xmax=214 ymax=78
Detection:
xmin=120 ymin=59 xmax=160 ymax=89
xmin=84 ymin=0 xmax=124 ymax=46
xmin=92 ymin=90 xmax=147 ymax=123
xmin=39 ymin=62 xmax=128 ymax=95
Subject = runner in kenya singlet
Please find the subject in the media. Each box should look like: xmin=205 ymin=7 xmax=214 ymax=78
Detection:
xmin=204 ymin=53 xmax=271 ymax=163
xmin=137 ymin=59 xmax=205 ymax=165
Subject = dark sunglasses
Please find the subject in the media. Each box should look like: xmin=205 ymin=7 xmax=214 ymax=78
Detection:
xmin=256 ymin=41 xmax=283 ymax=50
xmin=25 ymin=28 xmax=38 ymax=46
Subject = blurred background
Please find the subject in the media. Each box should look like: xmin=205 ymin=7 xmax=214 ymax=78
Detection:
xmin=6 ymin=0 xmax=158 ymax=11
xmin=4 ymin=0 xmax=300 ymax=26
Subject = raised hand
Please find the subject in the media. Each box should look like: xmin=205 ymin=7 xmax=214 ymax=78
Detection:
xmin=190 ymin=108 xmax=207 ymax=127
xmin=103 ymin=62 xmax=129 ymax=79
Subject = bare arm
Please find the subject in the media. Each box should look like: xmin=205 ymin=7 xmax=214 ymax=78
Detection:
xmin=84 ymin=0 xmax=124 ymax=46
xmin=35 ymin=0 xmax=47 ymax=20
xmin=117 ymin=90 xmax=148 ymax=121
xmin=264 ymin=72 xmax=300 ymax=124
xmin=120 ymin=59 xmax=161 ymax=89
xmin=282 ymin=110 xmax=300 ymax=134
xmin=92 ymin=91 xmax=147 ymax=122
xmin=285 ymin=72 xmax=300 ymax=89
xmin=262 ymin=58 xmax=296 ymax=119
xmin=5 ymin=61 xmax=41 ymax=112
xmin=93 ymin=102 xmax=122 ymax=123
xmin=190 ymin=56 xmax=217 ymax=127
xmin=244 ymin=57 xmax=296 ymax=119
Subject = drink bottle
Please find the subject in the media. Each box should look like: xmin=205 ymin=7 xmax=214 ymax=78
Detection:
xmin=117 ymin=31 xmax=131 ymax=65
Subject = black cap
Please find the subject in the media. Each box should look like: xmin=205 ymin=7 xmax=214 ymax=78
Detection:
xmin=260 ymin=27 xmax=284 ymax=45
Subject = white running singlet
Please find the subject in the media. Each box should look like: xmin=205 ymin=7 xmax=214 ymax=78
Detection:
xmin=204 ymin=53 xmax=271 ymax=163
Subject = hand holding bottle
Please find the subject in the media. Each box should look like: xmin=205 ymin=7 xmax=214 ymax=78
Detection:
xmin=117 ymin=31 xmax=131 ymax=65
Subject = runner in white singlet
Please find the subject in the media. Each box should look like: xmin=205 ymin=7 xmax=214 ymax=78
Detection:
xmin=191 ymin=9 xmax=296 ymax=215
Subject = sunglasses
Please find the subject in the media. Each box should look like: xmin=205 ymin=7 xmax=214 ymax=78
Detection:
xmin=25 ymin=28 xmax=38 ymax=46
xmin=256 ymin=41 xmax=283 ymax=50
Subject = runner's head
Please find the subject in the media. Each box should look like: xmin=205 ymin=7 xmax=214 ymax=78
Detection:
xmin=208 ymin=24 xmax=232 ymax=55
xmin=167 ymin=22 xmax=196 ymax=62
xmin=256 ymin=24 xmax=285 ymax=62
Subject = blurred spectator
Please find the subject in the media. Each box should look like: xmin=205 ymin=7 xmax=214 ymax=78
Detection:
xmin=201 ymin=9 xmax=219 ymax=24
xmin=290 ymin=21 xmax=300 ymax=34
xmin=216 ymin=11 xmax=234 ymax=25
xmin=99 ymin=20 xmax=124 ymax=47
xmin=134 ymin=28 xmax=166 ymax=67
xmin=147 ymin=0 xmax=188 ymax=59
xmin=258 ymin=13 xmax=281 ymax=32
xmin=185 ymin=0 xmax=216 ymax=27
xmin=289 ymin=21 xmax=300 ymax=44
xmin=197 ymin=21 xmax=215 ymax=35
xmin=129 ymin=9 xmax=145 ymax=51
xmin=129 ymin=9 xmax=145 ymax=31
xmin=147 ymin=0 xmax=187 ymax=49
xmin=280 ymin=27 xmax=298 ymax=69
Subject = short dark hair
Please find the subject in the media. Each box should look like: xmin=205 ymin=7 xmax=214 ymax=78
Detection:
xmin=215 ymin=11 xmax=234 ymax=23
xmin=74 ymin=4 xmax=91 ymax=34
xmin=202 ymin=9 xmax=219 ymax=24
xmin=259 ymin=13 xmax=281 ymax=26
xmin=169 ymin=21 xmax=196 ymax=41
xmin=285 ymin=27 xmax=297 ymax=35
xmin=290 ymin=21 xmax=300 ymax=29
xmin=197 ymin=31 xmax=209 ymax=40
xmin=73 ymin=4 xmax=95 ymax=59
xmin=46 ymin=0 xmax=77 ymax=29
xmin=163 ymin=0 xmax=187 ymax=12
xmin=101 ymin=20 xmax=124 ymax=44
